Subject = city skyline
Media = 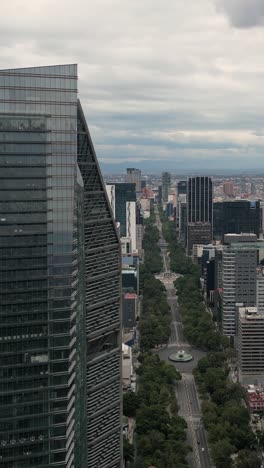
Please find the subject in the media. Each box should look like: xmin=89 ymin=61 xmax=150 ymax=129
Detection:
xmin=1 ymin=1 xmax=264 ymax=173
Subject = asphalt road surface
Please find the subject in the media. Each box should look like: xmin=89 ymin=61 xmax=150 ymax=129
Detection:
xmin=154 ymin=207 xmax=212 ymax=468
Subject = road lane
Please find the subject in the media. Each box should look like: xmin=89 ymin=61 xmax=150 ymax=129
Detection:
xmin=154 ymin=206 xmax=212 ymax=468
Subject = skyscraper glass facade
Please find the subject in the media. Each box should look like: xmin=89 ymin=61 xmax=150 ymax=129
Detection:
xmin=188 ymin=176 xmax=213 ymax=223
xmin=0 ymin=65 xmax=121 ymax=467
xmin=77 ymin=103 xmax=122 ymax=468
xmin=213 ymin=200 xmax=261 ymax=242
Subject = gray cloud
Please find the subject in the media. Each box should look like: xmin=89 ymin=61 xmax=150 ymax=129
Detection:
xmin=1 ymin=0 xmax=264 ymax=172
xmin=216 ymin=0 xmax=264 ymax=28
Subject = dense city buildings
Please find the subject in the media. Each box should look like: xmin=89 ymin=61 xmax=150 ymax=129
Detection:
xmin=126 ymin=168 xmax=141 ymax=192
xmin=213 ymin=200 xmax=261 ymax=242
xmin=222 ymin=234 xmax=257 ymax=337
xmin=0 ymin=65 xmax=122 ymax=467
xmin=161 ymin=171 xmax=171 ymax=202
xmin=238 ymin=307 xmax=264 ymax=384
xmin=187 ymin=176 xmax=213 ymax=255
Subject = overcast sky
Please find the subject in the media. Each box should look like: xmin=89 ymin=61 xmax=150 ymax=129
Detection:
xmin=1 ymin=0 xmax=264 ymax=173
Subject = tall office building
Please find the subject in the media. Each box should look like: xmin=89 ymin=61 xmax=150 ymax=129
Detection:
xmin=178 ymin=198 xmax=187 ymax=246
xmin=238 ymin=307 xmax=264 ymax=384
xmin=223 ymin=181 xmax=234 ymax=198
xmin=187 ymin=222 xmax=212 ymax=255
xmin=222 ymin=234 xmax=257 ymax=337
xmin=257 ymin=272 xmax=264 ymax=314
xmin=251 ymin=182 xmax=257 ymax=196
xmin=187 ymin=176 xmax=213 ymax=223
xmin=187 ymin=176 xmax=213 ymax=255
xmin=162 ymin=172 xmax=171 ymax=202
xmin=126 ymin=168 xmax=141 ymax=192
xmin=177 ymin=180 xmax=187 ymax=195
xmin=0 ymin=65 xmax=122 ymax=467
xmin=213 ymin=200 xmax=261 ymax=242
xmin=112 ymin=183 xmax=136 ymax=238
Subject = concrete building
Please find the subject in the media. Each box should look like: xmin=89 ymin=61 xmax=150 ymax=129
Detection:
xmin=223 ymin=180 xmax=234 ymax=198
xmin=162 ymin=172 xmax=171 ymax=202
xmin=187 ymin=222 xmax=212 ymax=256
xmin=168 ymin=192 xmax=177 ymax=208
xmin=126 ymin=200 xmax=137 ymax=253
xmin=122 ymin=344 xmax=133 ymax=390
xmin=177 ymin=195 xmax=187 ymax=246
xmin=126 ymin=168 xmax=141 ymax=192
xmin=177 ymin=180 xmax=187 ymax=195
xmin=222 ymin=234 xmax=257 ymax=337
xmin=121 ymin=237 xmax=133 ymax=255
xmin=257 ymin=272 xmax=264 ymax=314
xmin=0 ymin=64 xmax=122 ymax=467
xmin=140 ymin=198 xmax=151 ymax=219
xmin=238 ymin=307 xmax=264 ymax=384
xmin=246 ymin=388 xmax=264 ymax=412
xmin=122 ymin=265 xmax=138 ymax=294
xmin=123 ymin=293 xmax=138 ymax=329
xmin=192 ymin=244 xmax=204 ymax=264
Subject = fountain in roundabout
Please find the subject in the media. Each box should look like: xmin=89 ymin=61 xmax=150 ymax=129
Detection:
xmin=169 ymin=350 xmax=193 ymax=362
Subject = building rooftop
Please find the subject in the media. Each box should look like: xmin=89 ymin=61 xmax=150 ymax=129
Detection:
xmin=239 ymin=306 xmax=264 ymax=321
xmin=247 ymin=392 xmax=264 ymax=403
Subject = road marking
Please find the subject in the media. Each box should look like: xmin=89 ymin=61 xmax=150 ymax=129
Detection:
xmin=183 ymin=376 xmax=202 ymax=468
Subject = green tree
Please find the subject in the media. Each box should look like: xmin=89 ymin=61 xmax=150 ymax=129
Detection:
xmin=123 ymin=437 xmax=134 ymax=463
xmin=210 ymin=439 xmax=234 ymax=468
xmin=123 ymin=392 xmax=140 ymax=417
xmin=235 ymin=449 xmax=262 ymax=468
xmin=204 ymin=367 xmax=226 ymax=394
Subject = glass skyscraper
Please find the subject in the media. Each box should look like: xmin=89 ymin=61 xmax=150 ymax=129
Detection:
xmin=187 ymin=176 xmax=213 ymax=255
xmin=213 ymin=200 xmax=261 ymax=242
xmin=0 ymin=65 xmax=121 ymax=467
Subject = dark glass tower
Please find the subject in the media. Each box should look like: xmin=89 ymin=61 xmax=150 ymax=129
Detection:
xmin=0 ymin=65 xmax=121 ymax=467
xmin=213 ymin=200 xmax=261 ymax=242
xmin=187 ymin=176 xmax=213 ymax=223
xmin=187 ymin=176 xmax=213 ymax=255
xmin=177 ymin=180 xmax=187 ymax=195
xmin=78 ymin=103 xmax=122 ymax=468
